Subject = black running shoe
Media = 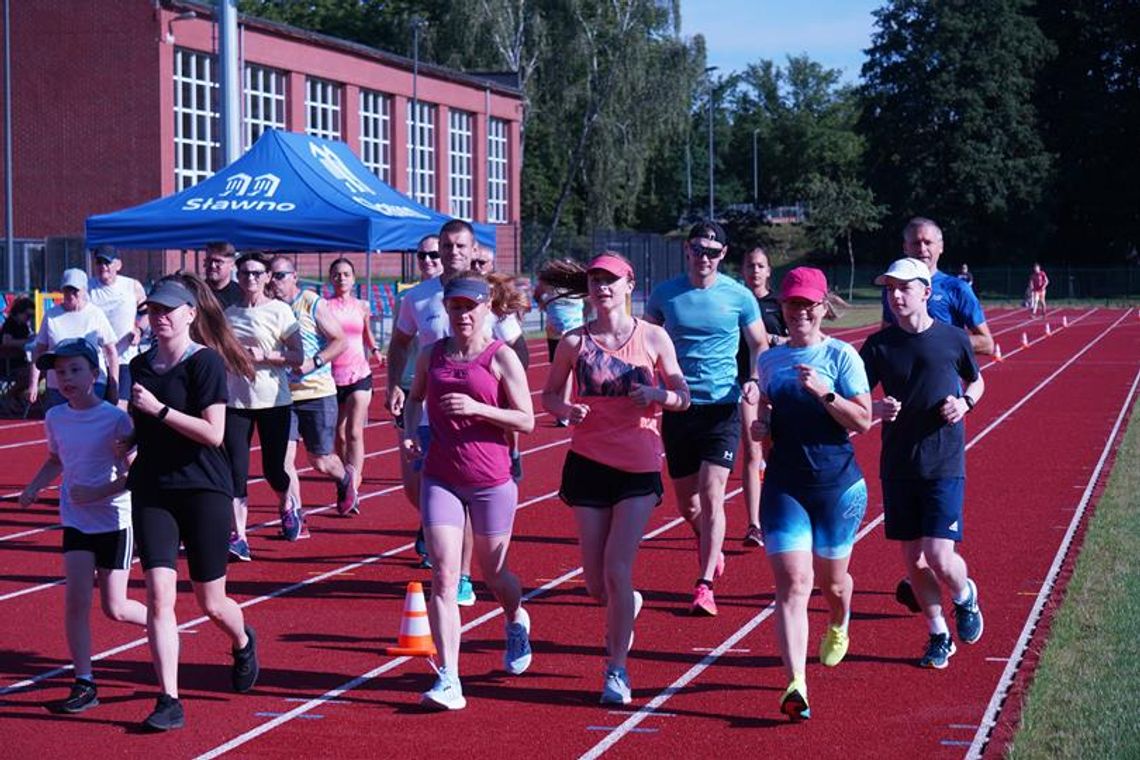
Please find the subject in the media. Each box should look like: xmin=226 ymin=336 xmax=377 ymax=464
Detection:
xmin=231 ymin=625 xmax=260 ymax=693
xmin=52 ymin=678 xmax=98 ymax=714
xmin=895 ymin=578 xmax=922 ymax=613
xmin=143 ymin=693 xmax=184 ymax=731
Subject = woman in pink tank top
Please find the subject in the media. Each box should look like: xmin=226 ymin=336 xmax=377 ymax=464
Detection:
xmin=327 ymin=258 xmax=378 ymax=492
xmin=402 ymin=272 xmax=535 ymax=711
xmin=539 ymin=252 xmax=690 ymax=706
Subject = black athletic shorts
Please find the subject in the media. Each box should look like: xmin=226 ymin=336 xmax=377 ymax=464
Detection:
xmin=660 ymin=402 xmax=741 ymax=479
xmin=133 ymin=489 xmax=232 ymax=583
xmin=559 ymin=450 xmax=663 ymax=509
xmin=336 ymin=375 xmax=373 ymax=405
xmin=62 ymin=526 xmax=133 ymax=570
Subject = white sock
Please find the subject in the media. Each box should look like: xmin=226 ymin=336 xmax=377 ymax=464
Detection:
xmin=953 ymin=579 xmax=974 ymax=605
xmin=75 ymin=673 xmax=94 ymax=684
xmin=928 ymin=616 xmax=949 ymax=636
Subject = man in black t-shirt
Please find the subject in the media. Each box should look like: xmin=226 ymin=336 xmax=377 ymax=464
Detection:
xmin=203 ymin=242 xmax=242 ymax=309
xmin=860 ymin=257 xmax=986 ymax=671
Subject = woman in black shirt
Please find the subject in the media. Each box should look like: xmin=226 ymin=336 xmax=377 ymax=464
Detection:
xmin=738 ymin=247 xmax=788 ymax=548
xmin=126 ymin=273 xmax=259 ymax=731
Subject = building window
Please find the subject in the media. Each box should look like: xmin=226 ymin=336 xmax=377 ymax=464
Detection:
xmin=359 ymin=90 xmax=392 ymax=183
xmin=448 ymin=110 xmax=474 ymax=219
xmin=406 ymin=100 xmax=437 ymax=208
xmin=173 ymin=48 xmax=219 ymax=191
xmin=306 ymin=77 xmax=342 ymax=140
xmin=244 ymin=64 xmax=286 ymax=149
xmin=487 ymin=117 xmax=509 ymax=223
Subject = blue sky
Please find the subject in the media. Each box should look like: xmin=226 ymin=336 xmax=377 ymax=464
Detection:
xmin=679 ymin=0 xmax=882 ymax=83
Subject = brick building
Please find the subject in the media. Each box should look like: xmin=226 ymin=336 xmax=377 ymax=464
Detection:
xmin=0 ymin=0 xmax=524 ymax=286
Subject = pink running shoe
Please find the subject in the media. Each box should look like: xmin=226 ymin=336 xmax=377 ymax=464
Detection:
xmin=337 ymin=464 xmax=360 ymax=516
xmin=690 ymin=584 xmax=718 ymax=616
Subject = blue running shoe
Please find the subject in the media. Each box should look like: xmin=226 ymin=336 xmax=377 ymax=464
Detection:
xmin=504 ymin=607 xmax=532 ymax=675
xmin=919 ymin=633 xmax=957 ymax=669
xmin=953 ymin=578 xmax=984 ymax=644
xmin=281 ymin=508 xmax=303 ymax=542
xmin=600 ymin=666 xmax=631 ymax=705
xmin=457 ymin=574 xmax=476 ymax=607
xmin=228 ymin=536 xmax=251 ymax=562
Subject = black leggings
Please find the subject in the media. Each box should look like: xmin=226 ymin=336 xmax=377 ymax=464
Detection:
xmin=225 ymin=405 xmax=292 ymax=498
xmin=133 ymin=489 xmax=232 ymax=582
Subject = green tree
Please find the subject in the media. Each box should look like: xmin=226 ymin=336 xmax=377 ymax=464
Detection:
xmin=859 ymin=0 xmax=1054 ymax=263
xmin=802 ymin=175 xmax=886 ymax=299
xmin=1033 ymin=1 xmax=1140 ymax=263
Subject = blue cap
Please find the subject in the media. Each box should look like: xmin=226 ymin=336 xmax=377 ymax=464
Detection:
xmin=35 ymin=338 xmax=99 ymax=371
xmin=443 ymin=277 xmax=490 ymax=304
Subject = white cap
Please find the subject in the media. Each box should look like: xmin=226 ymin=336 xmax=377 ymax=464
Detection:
xmin=60 ymin=268 xmax=89 ymax=291
xmin=874 ymin=257 xmax=931 ymax=286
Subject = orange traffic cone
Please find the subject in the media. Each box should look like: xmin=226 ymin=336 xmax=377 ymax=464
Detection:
xmin=1045 ymin=322 xmax=1052 ymax=336
xmin=386 ymin=581 xmax=437 ymax=657
xmin=1062 ymin=315 xmax=1069 ymax=328
xmin=993 ymin=343 xmax=1004 ymax=362
xmin=1021 ymin=332 xmax=1029 ymax=348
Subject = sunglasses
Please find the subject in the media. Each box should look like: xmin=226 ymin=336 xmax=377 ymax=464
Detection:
xmin=689 ymin=245 xmax=724 ymax=259
xmin=470 ymin=259 xmax=491 ymax=268
xmin=238 ymin=269 xmax=267 ymax=278
xmin=271 ymin=271 xmax=294 ymax=281
xmin=416 ymin=250 xmax=441 ymax=261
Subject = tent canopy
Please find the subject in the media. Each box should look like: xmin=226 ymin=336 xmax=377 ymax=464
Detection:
xmin=85 ymin=129 xmax=495 ymax=251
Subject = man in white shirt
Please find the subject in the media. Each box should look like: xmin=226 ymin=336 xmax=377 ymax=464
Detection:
xmin=29 ymin=269 xmax=119 ymax=411
xmin=88 ymin=246 xmax=146 ymax=409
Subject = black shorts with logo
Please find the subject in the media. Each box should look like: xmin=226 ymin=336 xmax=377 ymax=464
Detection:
xmin=559 ymin=450 xmax=663 ymax=509
xmin=62 ymin=526 xmax=133 ymax=571
xmin=661 ymin=402 xmax=741 ymax=479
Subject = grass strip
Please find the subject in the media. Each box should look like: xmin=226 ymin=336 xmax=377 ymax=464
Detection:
xmin=1009 ymin=394 xmax=1140 ymax=757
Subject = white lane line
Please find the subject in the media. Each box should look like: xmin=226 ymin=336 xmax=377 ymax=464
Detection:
xmin=193 ymin=507 xmax=702 ymax=760
xmin=580 ymin=308 xmax=1135 ymax=759
xmin=0 ymin=487 xmax=559 ymax=695
xmin=966 ymin=360 xmax=1140 ymax=759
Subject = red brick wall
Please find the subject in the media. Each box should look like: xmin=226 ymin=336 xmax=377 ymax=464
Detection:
xmin=2 ymin=1 xmax=164 ymax=238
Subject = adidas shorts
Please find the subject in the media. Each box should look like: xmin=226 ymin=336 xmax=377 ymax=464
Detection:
xmin=882 ymin=477 xmax=965 ymax=542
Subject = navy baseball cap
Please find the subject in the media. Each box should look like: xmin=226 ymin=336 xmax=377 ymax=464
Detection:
xmin=35 ymin=338 xmax=99 ymax=371
xmin=92 ymin=245 xmax=119 ymax=262
xmin=443 ymin=277 xmax=490 ymax=304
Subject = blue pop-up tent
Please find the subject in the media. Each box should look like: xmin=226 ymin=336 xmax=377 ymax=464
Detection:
xmin=85 ymin=129 xmax=495 ymax=251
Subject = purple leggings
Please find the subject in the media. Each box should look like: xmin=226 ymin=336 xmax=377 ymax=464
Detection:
xmin=421 ymin=477 xmax=518 ymax=537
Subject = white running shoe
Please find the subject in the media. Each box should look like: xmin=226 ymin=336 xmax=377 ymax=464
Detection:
xmin=421 ymin=667 xmax=466 ymax=711
xmin=504 ymin=607 xmax=533 ymax=675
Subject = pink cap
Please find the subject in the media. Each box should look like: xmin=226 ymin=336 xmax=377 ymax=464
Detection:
xmin=587 ymin=253 xmax=633 ymax=280
xmin=779 ymin=267 xmax=828 ymax=302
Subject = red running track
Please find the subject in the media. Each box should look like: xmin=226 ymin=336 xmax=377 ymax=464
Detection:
xmin=0 ymin=308 xmax=1136 ymax=759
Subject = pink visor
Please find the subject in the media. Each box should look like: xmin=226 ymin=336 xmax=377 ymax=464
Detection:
xmin=587 ymin=253 xmax=633 ymax=280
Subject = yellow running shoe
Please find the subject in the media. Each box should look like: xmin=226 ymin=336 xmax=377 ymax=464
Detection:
xmin=819 ymin=624 xmax=849 ymax=667
xmin=779 ymin=677 xmax=810 ymax=721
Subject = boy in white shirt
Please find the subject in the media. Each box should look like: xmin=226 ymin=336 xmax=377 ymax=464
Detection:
xmin=20 ymin=338 xmax=147 ymax=714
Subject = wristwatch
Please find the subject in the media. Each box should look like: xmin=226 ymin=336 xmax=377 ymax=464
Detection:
xmin=962 ymin=394 xmax=976 ymax=411
xmin=822 ymin=392 xmax=837 ymax=405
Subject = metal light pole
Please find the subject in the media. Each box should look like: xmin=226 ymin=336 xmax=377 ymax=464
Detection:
xmin=705 ymin=66 xmax=718 ymax=220
xmin=218 ymin=0 xmax=240 ymax=165
xmin=3 ymin=0 xmax=13 ymax=290
xmin=752 ymin=128 xmax=760 ymax=210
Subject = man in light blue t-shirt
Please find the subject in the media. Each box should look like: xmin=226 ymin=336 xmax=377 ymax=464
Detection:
xmin=646 ymin=221 xmax=768 ymax=616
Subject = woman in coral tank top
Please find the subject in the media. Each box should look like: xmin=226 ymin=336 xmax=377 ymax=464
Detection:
xmin=326 ymin=258 xmax=380 ymax=493
xmin=539 ymin=252 xmax=690 ymax=706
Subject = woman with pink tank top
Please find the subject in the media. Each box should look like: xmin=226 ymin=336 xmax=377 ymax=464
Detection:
xmin=540 ymin=252 xmax=690 ymax=706
xmin=402 ymin=272 xmax=535 ymax=712
xmin=326 ymin=258 xmax=378 ymax=492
